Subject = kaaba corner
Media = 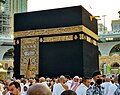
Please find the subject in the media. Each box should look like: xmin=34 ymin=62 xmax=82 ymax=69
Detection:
xmin=14 ymin=5 xmax=99 ymax=79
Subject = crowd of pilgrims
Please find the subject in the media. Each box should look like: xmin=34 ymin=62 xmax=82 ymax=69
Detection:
xmin=0 ymin=70 xmax=120 ymax=95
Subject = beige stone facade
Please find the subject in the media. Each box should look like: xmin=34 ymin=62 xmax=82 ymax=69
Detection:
xmin=0 ymin=60 xmax=13 ymax=70
xmin=99 ymin=56 xmax=120 ymax=74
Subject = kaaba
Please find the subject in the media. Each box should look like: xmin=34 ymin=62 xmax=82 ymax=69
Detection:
xmin=14 ymin=5 xmax=99 ymax=79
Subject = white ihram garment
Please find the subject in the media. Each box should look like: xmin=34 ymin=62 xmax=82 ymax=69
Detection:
xmin=107 ymin=83 xmax=119 ymax=95
xmin=76 ymin=83 xmax=88 ymax=95
xmin=52 ymin=83 xmax=66 ymax=95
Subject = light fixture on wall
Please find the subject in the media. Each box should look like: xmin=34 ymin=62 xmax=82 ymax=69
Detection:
xmin=90 ymin=16 xmax=101 ymax=21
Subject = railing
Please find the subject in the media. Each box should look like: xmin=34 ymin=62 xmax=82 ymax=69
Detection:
xmin=3 ymin=58 xmax=14 ymax=61
xmin=98 ymin=31 xmax=120 ymax=36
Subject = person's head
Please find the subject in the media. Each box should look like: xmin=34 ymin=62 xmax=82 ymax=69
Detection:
xmin=102 ymin=75 xmax=106 ymax=82
xmin=92 ymin=70 xmax=102 ymax=85
xmin=73 ymin=76 xmax=79 ymax=82
xmin=82 ymin=77 xmax=91 ymax=87
xmin=65 ymin=75 xmax=71 ymax=82
xmin=79 ymin=77 xmax=83 ymax=83
xmin=55 ymin=78 xmax=59 ymax=83
xmin=23 ymin=84 xmax=29 ymax=91
xmin=46 ymin=77 xmax=51 ymax=82
xmin=59 ymin=75 xmax=66 ymax=83
xmin=21 ymin=79 xmax=26 ymax=85
xmin=61 ymin=90 xmax=77 ymax=95
xmin=27 ymin=83 xmax=52 ymax=95
xmin=105 ymin=77 xmax=111 ymax=82
xmin=113 ymin=76 xmax=118 ymax=83
xmin=35 ymin=78 xmax=39 ymax=83
xmin=9 ymin=81 xmax=21 ymax=95
xmin=39 ymin=77 xmax=45 ymax=83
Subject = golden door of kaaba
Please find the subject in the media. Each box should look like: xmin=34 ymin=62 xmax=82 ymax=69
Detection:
xmin=20 ymin=37 xmax=39 ymax=78
xmin=14 ymin=5 xmax=99 ymax=78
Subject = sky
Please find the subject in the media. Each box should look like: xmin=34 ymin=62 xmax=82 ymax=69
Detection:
xmin=28 ymin=0 xmax=120 ymax=31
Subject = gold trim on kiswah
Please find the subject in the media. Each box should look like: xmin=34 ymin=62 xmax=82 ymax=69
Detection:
xmin=14 ymin=25 xmax=98 ymax=40
xmin=43 ymin=35 xmax=73 ymax=42
xmin=39 ymin=34 xmax=98 ymax=46
xmin=79 ymin=34 xmax=98 ymax=46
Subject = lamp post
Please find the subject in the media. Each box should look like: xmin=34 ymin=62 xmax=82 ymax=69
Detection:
xmin=102 ymin=15 xmax=107 ymax=32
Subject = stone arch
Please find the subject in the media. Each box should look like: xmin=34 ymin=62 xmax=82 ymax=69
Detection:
xmin=109 ymin=44 xmax=120 ymax=56
xmin=8 ymin=66 xmax=13 ymax=71
xmin=0 ymin=46 xmax=13 ymax=60
xmin=98 ymin=41 xmax=120 ymax=56
xmin=2 ymin=48 xmax=14 ymax=60
xmin=111 ymin=62 xmax=120 ymax=67
xmin=111 ymin=62 xmax=120 ymax=74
